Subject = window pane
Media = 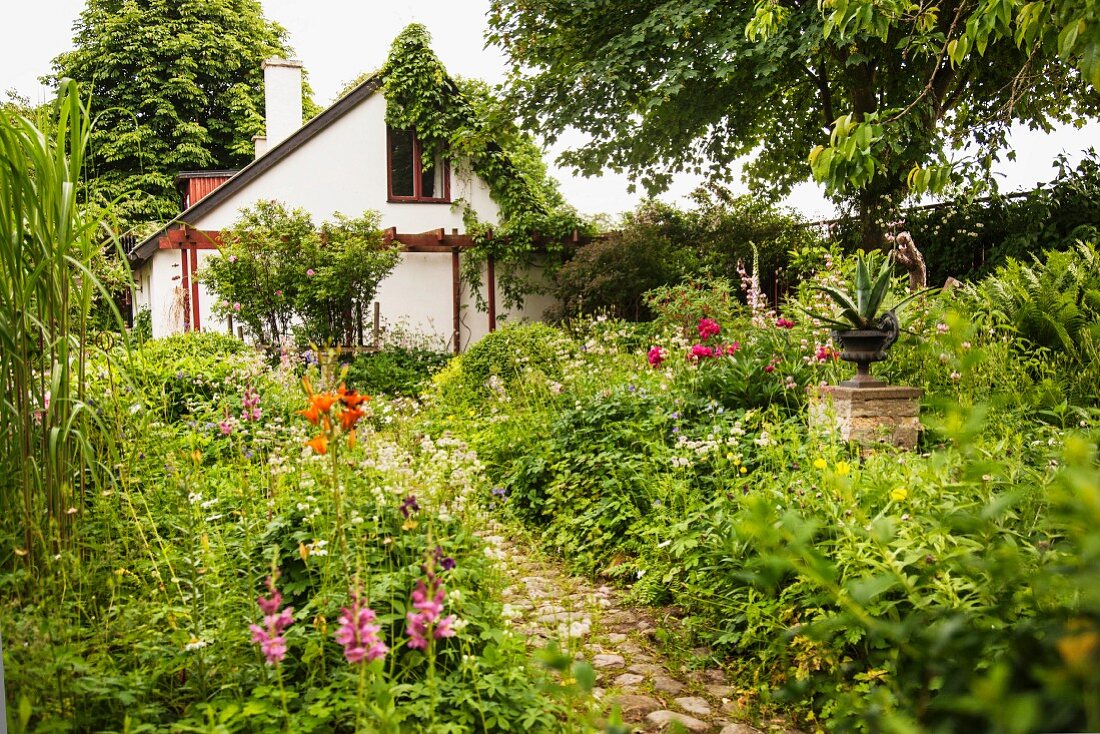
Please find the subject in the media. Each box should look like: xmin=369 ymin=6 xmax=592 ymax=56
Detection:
xmin=421 ymin=154 xmax=445 ymax=199
xmin=389 ymin=128 xmax=414 ymax=197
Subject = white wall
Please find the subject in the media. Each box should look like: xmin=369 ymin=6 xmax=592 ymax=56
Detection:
xmin=147 ymin=250 xmax=186 ymax=339
xmin=373 ymin=252 xmax=455 ymax=348
xmin=460 ymin=258 xmax=557 ymax=350
xmin=186 ymin=93 xmax=499 ymax=232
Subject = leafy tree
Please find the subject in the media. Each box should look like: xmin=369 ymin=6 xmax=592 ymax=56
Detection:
xmin=49 ymin=0 xmax=314 ymax=224
xmin=487 ymin=0 xmax=1100 ymax=244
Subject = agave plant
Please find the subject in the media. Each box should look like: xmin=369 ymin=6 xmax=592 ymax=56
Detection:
xmin=804 ymin=252 xmax=931 ymax=333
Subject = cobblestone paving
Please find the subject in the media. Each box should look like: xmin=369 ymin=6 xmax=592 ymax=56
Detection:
xmin=481 ymin=526 xmax=803 ymax=734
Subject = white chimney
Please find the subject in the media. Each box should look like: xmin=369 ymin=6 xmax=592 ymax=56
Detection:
xmin=252 ymin=134 xmax=268 ymax=159
xmin=262 ymin=58 xmax=303 ymax=151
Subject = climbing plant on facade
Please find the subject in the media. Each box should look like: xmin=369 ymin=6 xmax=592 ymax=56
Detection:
xmin=380 ymin=23 xmax=592 ymax=308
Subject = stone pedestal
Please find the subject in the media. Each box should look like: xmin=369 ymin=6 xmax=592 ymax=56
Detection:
xmin=809 ymin=385 xmax=922 ymax=450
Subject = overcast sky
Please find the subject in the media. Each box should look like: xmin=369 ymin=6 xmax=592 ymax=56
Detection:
xmin=5 ymin=1 xmax=1098 ymax=220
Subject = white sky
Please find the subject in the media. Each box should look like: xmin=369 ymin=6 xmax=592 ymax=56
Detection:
xmin=4 ymin=1 xmax=1098 ymax=220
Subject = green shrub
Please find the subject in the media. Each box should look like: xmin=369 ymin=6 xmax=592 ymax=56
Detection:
xmin=457 ymin=323 xmax=574 ymax=392
xmin=344 ymin=346 xmax=450 ymax=396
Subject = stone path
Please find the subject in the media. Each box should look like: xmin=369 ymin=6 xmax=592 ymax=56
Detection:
xmin=481 ymin=525 xmax=800 ymax=734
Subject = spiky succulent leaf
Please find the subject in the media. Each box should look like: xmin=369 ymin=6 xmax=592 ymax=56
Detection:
xmin=865 ymin=256 xmax=895 ymax=318
xmin=809 ymin=285 xmax=864 ymax=328
xmin=855 ymin=255 xmax=872 ymax=316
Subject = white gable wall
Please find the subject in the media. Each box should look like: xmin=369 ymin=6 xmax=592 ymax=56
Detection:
xmin=184 ymin=94 xmax=499 ymax=231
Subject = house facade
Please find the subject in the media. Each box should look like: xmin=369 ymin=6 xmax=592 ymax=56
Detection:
xmin=130 ymin=59 xmax=556 ymax=352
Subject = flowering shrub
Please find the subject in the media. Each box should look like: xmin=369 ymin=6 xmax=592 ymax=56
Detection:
xmin=201 ymin=201 xmax=399 ymax=345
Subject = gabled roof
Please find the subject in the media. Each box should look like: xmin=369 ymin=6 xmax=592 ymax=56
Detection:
xmin=131 ymin=75 xmax=383 ymax=264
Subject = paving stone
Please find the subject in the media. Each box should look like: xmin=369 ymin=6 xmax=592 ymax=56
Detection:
xmin=606 ymin=633 xmax=628 ymax=643
xmin=653 ymin=675 xmax=686 ymax=695
xmin=704 ymin=685 xmax=736 ymax=701
xmin=612 ymin=694 xmax=663 ymax=721
xmin=629 ymin=662 xmax=665 ymax=676
xmin=561 ymin=619 xmax=591 ymax=638
xmin=645 ymin=709 xmax=710 ymax=732
xmin=700 ymin=669 xmax=728 ymax=684
xmin=593 ymin=653 xmax=626 ymax=669
xmin=674 ymin=696 xmax=712 ymax=717
xmin=613 ymin=673 xmax=645 ymax=687
xmin=719 ymin=725 xmax=761 ymax=734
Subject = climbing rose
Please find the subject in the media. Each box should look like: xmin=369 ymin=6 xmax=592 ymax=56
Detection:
xmin=335 ymin=591 xmax=388 ymax=664
xmin=249 ymin=575 xmax=293 ymax=665
xmin=647 ymin=346 xmax=665 ymax=367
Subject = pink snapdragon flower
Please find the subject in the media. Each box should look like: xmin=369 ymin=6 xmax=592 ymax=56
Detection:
xmin=647 ymin=346 xmax=665 ymax=367
xmin=406 ymin=575 xmax=456 ymax=650
xmin=335 ymin=590 xmax=388 ymax=664
xmin=250 ymin=575 xmax=293 ymax=665
xmin=241 ymin=386 xmax=262 ymax=422
xmin=697 ymin=317 xmax=721 ymax=341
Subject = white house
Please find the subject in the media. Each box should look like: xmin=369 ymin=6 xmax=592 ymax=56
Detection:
xmin=129 ymin=59 xmax=557 ymax=352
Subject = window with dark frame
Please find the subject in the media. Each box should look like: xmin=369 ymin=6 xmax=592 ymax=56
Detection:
xmin=387 ymin=127 xmax=449 ymax=202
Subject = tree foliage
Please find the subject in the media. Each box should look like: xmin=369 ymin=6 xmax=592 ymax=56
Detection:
xmin=49 ymin=0 xmax=309 ymax=224
xmin=487 ymin=0 xmax=1100 ymax=241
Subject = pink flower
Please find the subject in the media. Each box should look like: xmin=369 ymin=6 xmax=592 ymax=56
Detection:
xmin=647 ymin=346 xmax=665 ymax=367
xmin=219 ymin=418 xmax=233 ymax=435
xmin=250 ymin=575 xmax=293 ymax=665
xmin=228 ymin=254 xmax=238 ymax=263
xmin=775 ymin=317 xmax=795 ymax=329
xmin=335 ymin=590 xmax=388 ymax=664
xmin=241 ymin=387 xmax=262 ymax=421
xmin=764 ymin=364 xmax=775 ymax=373
xmin=233 ymin=302 xmax=241 ymax=312
xmin=405 ymin=576 xmax=456 ymax=650
xmin=724 ymin=342 xmax=741 ymax=355
xmin=815 ymin=345 xmax=838 ymax=362
xmin=690 ymin=344 xmax=715 ymax=360
xmin=275 ymin=289 xmax=283 ymax=296
xmin=697 ymin=318 xmax=721 ymax=341
xmin=306 ymin=268 xmax=315 ymax=277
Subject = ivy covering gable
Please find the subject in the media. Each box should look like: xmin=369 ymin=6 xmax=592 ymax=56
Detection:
xmin=380 ymin=24 xmax=591 ymax=308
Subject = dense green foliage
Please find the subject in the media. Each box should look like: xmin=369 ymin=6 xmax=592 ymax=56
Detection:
xmin=380 ymin=24 xmax=591 ymax=307
xmin=344 ymin=346 xmax=451 ymax=397
xmin=49 ymin=0 xmax=310 ymax=224
xmin=423 ymin=244 xmax=1100 ymax=732
xmin=488 ymin=0 xmax=1100 ymax=240
xmin=3 ymin=334 xmax=572 ymax=732
xmin=200 ymin=201 xmax=400 ymax=346
xmin=908 ymin=152 xmax=1100 ymax=285
xmin=552 ymin=193 xmax=822 ymax=321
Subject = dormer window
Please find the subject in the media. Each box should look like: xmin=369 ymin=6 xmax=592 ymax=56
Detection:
xmin=387 ymin=127 xmax=450 ymax=202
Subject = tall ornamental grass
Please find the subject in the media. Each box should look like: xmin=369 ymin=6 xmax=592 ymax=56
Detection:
xmin=0 ymin=80 xmax=120 ymax=568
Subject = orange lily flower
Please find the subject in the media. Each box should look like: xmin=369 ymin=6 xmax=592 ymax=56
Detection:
xmin=310 ymin=392 xmax=337 ymax=413
xmin=299 ymin=404 xmax=322 ymax=425
xmin=337 ymin=384 xmax=370 ymax=409
xmin=340 ymin=407 xmax=365 ymax=431
xmin=305 ymin=434 xmax=328 ymax=455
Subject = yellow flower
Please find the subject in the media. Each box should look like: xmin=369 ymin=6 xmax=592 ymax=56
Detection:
xmin=890 ymin=487 xmax=908 ymax=502
xmin=813 ymin=458 xmax=827 ymax=470
xmin=739 ymin=466 xmax=747 ymax=474
xmin=835 ymin=461 xmax=851 ymax=476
